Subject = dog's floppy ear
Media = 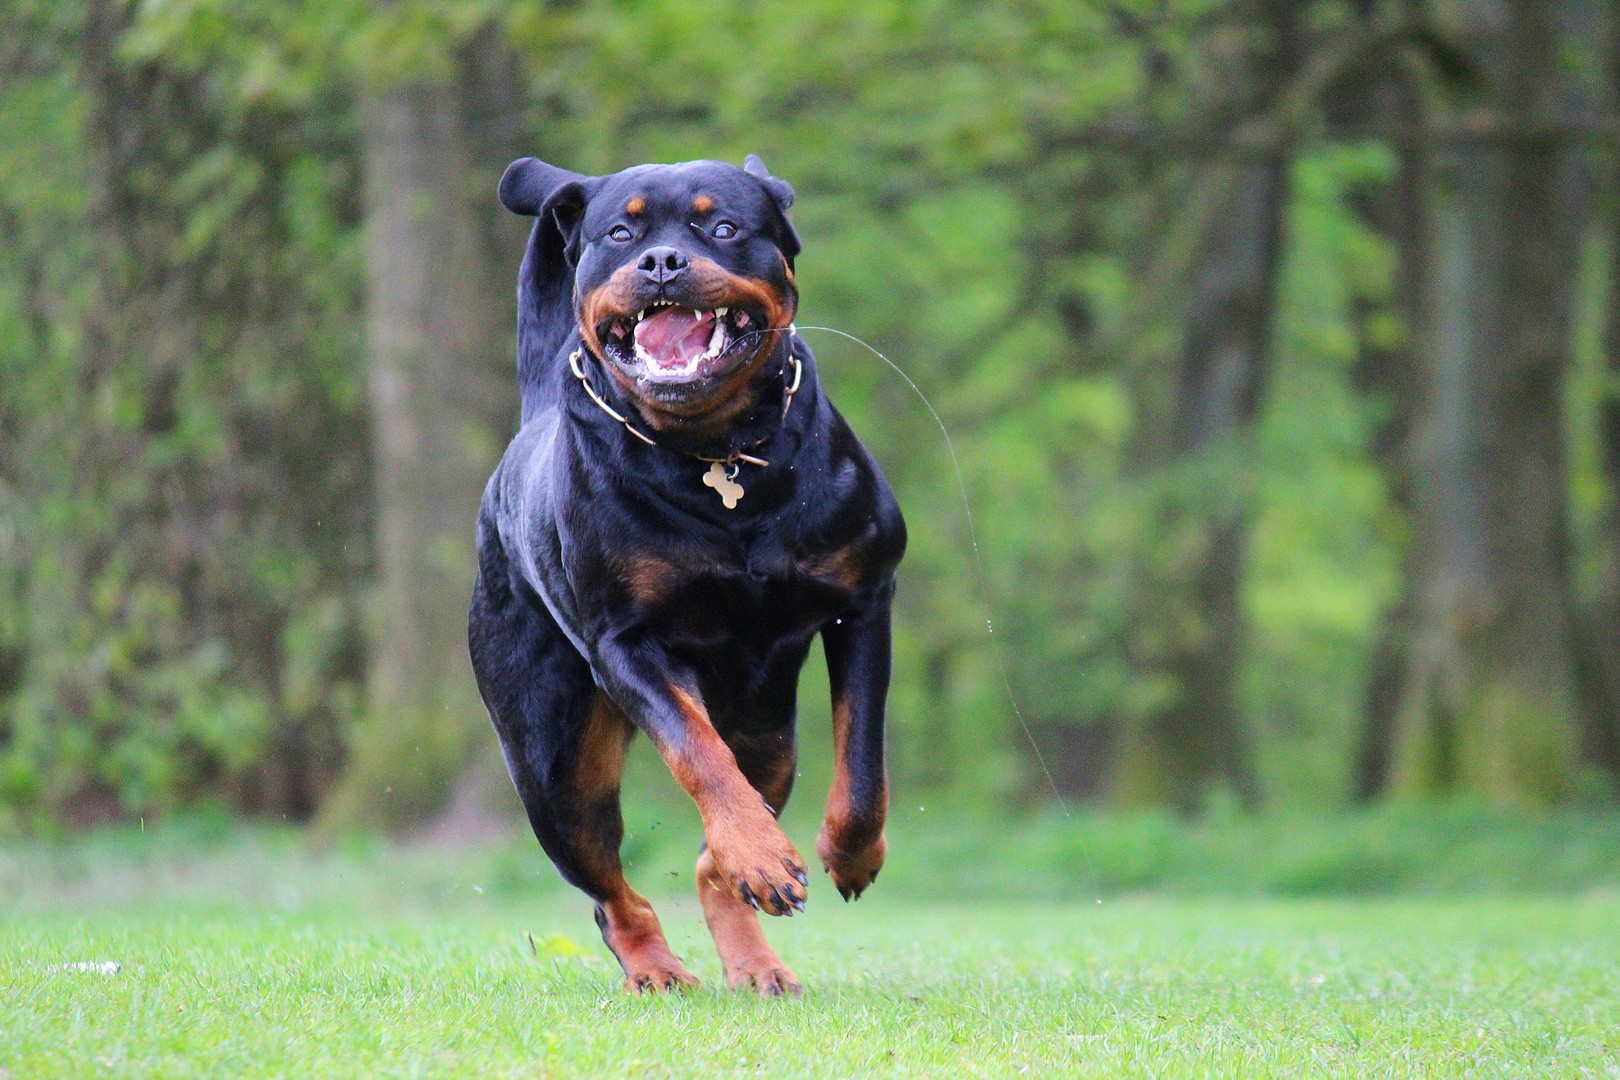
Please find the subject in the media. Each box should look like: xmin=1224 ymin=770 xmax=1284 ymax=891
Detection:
xmin=500 ymin=157 xmax=583 ymax=215
xmin=503 ymin=158 xmax=598 ymax=418
xmin=744 ymin=154 xmax=795 ymax=209
xmin=744 ymin=153 xmax=801 ymax=265
xmin=501 ymin=157 xmax=594 ymax=266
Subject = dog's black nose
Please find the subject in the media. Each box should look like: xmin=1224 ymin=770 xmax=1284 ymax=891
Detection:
xmin=637 ymin=246 xmax=689 ymax=285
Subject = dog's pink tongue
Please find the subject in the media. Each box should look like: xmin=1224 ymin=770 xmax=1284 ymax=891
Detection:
xmin=634 ymin=307 xmax=713 ymax=368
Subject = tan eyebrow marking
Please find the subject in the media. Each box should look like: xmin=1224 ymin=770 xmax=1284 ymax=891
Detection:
xmin=626 ymin=197 xmax=645 ymax=215
xmin=692 ymin=195 xmax=713 ymax=214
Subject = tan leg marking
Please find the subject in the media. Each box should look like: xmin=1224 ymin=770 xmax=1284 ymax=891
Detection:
xmin=595 ymin=888 xmax=699 ymax=994
xmin=817 ymin=699 xmax=887 ymax=900
xmin=696 ymin=848 xmax=802 ymax=996
xmin=576 ymin=690 xmax=632 ymax=801
xmin=659 ymin=683 xmax=807 ymax=915
xmin=574 ymin=692 xmax=697 ymax=992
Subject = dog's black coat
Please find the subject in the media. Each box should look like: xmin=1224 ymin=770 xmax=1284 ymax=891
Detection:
xmin=467 ymin=154 xmax=905 ymax=991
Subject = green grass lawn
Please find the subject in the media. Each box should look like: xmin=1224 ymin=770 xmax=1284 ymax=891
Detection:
xmin=4 ymin=827 xmax=1618 ymax=1079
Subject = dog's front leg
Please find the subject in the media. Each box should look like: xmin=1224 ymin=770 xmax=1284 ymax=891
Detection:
xmin=593 ymin=634 xmax=808 ymax=916
xmin=817 ymin=590 xmax=893 ymax=900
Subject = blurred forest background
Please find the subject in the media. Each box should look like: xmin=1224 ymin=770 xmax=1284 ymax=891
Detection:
xmin=4 ymin=0 xmax=1620 ymax=835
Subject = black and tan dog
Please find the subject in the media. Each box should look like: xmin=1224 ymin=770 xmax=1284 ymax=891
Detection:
xmin=468 ymin=154 xmax=906 ymax=996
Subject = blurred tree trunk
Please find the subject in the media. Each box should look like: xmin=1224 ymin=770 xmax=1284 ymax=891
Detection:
xmin=1324 ymin=2 xmax=1427 ymax=801
xmin=1388 ymin=0 xmax=1585 ymax=806
xmin=321 ymin=79 xmax=505 ymax=830
xmin=1111 ymin=1 xmax=1303 ymax=811
xmin=1583 ymin=219 xmax=1620 ymax=784
xmin=1575 ymin=5 xmax=1620 ymax=791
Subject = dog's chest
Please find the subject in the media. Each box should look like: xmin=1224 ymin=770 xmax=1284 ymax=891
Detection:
xmin=613 ymin=536 xmax=865 ymax=645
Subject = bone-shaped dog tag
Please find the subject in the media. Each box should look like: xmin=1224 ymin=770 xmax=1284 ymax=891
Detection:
xmin=702 ymin=461 xmax=744 ymax=509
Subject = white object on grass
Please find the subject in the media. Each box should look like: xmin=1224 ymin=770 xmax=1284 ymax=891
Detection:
xmin=53 ymin=961 xmax=120 ymax=974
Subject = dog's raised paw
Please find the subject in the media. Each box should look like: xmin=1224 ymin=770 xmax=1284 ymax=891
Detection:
xmin=816 ymin=824 xmax=886 ymax=901
xmin=711 ymin=823 xmax=808 ymax=917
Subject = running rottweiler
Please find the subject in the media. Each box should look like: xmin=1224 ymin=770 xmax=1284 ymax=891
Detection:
xmin=468 ymin=154 xmax=906 ymax=996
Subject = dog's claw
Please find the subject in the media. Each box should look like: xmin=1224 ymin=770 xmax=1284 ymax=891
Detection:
xmin=837 ymin=884 xmax=852 ymax=902
xmin=740 ymin=884 xmax=758 ymax=909
xmin=796 ymin=868 xmax=808 ymax=886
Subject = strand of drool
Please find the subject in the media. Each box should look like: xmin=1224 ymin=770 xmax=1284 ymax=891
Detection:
xmin=792 ymin=324 xmax=1071 ymax=820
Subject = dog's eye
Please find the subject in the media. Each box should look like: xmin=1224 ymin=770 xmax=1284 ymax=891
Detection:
xmin=609 ymin=225 xmax=633 ymax=243
xmin=713 ymin=222 xmax=737 ymax=239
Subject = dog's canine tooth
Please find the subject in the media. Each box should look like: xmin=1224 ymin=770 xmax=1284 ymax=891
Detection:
xmin=715 ymin=306 xmax=728 ymax=317
xmin=635 ymin=309 xmax=645 ymax=321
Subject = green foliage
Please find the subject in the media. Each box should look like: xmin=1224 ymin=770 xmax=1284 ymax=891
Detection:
xmin=0 ymin=0 xmax=368 ymax=827
xmin=1245 ymin=145 xmax=1404 ymax=808
xmin=2 ymin=0 xmax=1613 ymax=825
xmin=883 ymin=803 xmax=1620 ymax=900
xmin=9 ymin=801 xmax=1620 ymax=913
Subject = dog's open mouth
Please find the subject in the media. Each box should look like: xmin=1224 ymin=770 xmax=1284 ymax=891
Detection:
xmin=600 ymin=303 xmax=759 ymax=383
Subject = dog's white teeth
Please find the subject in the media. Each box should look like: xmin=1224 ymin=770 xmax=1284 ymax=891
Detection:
xmin=715 ymin=306 xmax=728 ymax=317
xmin=705 ymin=317 xmax=727 ymax=358
xmin=635 ymin=309 xmax=645 ymax=321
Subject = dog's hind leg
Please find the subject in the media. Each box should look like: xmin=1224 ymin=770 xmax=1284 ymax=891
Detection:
xmin=470 ymin=548 xmax=697 ymax=993
xmin=569 ymin=690 xmax=700 ymax=993
xmin=695 ymin=730 xmax=802 ymax=996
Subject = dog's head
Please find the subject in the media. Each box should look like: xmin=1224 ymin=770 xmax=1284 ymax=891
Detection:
xmin=501 ymin=155 xmax=800 ymax=428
